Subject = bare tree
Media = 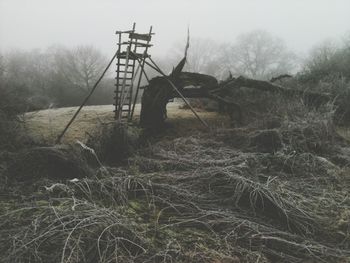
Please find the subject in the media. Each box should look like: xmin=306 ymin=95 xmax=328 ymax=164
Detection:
xmin=50 ymin=45 xmax=107 ymax=92
xmin=3 ymin=50 xmax=27 ymax=83
xmin=222 ymin=30 xmax=296 ymax=80
xmin=304 ymin=39 xmax=337 ymax=72
xmin=303 ymin=37 xmax=350 ymax=81
xmin=2 ymin=49 xmax=52 ymax=92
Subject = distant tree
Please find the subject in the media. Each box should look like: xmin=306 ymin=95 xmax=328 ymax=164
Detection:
xmin=3 ymin=50 xmax=27 ymax=84
xmin=50 ymin=45 xmax=107 ymax=92
xmin=303 ymin=40 xmax=338 ymax=78
xmin=2 ymin=49 xmax=55 ymax=109
xmin=222 ymin=30 xmax=296 ymax=80
xmin=342 ymin=31 xmax=350 ymax=49
xmin=0 ymin=54 xmax=4 ymax=81
xmin=45 ymin=45 xmax=111 ymax=106
xmin=302 ymin=36 xmax=350 ymax=81
xmin=0 ymin=46 xmax=113 ymax=108
xmin=2 ymin=49 xmax=51 ymax=92
xmin=69 ymin=46 xmax=107 ymax=90
xmin=300 ymin=36 xmax=350 ymax=124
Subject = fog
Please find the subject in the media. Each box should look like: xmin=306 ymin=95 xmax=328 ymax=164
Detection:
xmin=1 ymin=0 xmax=350 ymax=57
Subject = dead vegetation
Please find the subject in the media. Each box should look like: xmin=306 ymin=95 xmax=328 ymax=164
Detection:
xmin=1 ymin=54 xmax=350 ymax=262
xmin=1 ymin=93 xmax=350 ymax=262
xmin=87 ymin=122 xmax=140 ymax=164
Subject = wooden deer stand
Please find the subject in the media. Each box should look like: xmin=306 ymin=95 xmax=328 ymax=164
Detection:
xmin=114 ymin=23 xmax=153 ymax=122
xmin=56 ymin=23 xmax=327 ymax=143
xmin=56 ymin=23 xmax=209 ymax=143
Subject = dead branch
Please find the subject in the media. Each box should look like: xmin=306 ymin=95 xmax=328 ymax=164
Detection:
xmin=221 ymin=76 xmax=331 ymax=106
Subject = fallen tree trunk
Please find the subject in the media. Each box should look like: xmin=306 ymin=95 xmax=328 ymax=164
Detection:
xmin=213 ymin=76 xmax=331 ymax=107
xmin=140 ymin=66 xmax=332 ymax=129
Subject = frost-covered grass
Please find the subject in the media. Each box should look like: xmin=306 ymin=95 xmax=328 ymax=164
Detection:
xmin=22 ymin=102 xmax=229 ymax=144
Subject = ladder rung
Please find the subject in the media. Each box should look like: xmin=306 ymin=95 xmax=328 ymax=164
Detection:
xmin=114 ymin=96 xmax=131 ymax=99
xmin=115 ymin=89 xmax=131 ymax=92
xmin=118 ymin=52 xmax=149 ymax=60
xmin=118 ymin=70 xmax=134 ymax=73
xmin=117 ymin=57 xmax=135 ymax=62
xmin=116 ymin=63 xmax=133 ymax=66
xmin=115 ymin=92 xmax=132 ymax=96
xmin=116 ymin=101 xmax=131 ymax=104
xmin=117 ymin=42 xmax=131 ymax=46
xmin=115 ymin=79 xmax=133 ymax=82
xmin=115 ymin=90 xmax=131 ymax=94
xmin=116 ymin=30 xmax=134 ymax=34
xmin=115 ymin=70 xmax=133 ymax=74
xmin=115 ymin=77 xmax=133 ymax=79
xmin=114 ymin=96 xmax=131 ymax=100
xmin=118 ymin=56 xmax=137 ymax=61
xmin=114 ymin=83 xmax=132 ymax=86
xmin=116 ymin=69 xmax=133 ymax=73
xmin=122 ymin=41 xmax=152 ymax=47
xmin=129 ymin=32 xmax=152 ymax=41
xmin=115 ymin=91 xmax=131 ymax=94
xmin=117 ymin=53 xmax=129 ymax=59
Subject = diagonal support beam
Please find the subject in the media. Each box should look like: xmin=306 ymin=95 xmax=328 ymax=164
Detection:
xmin=55 ymin=51 xmax=118 ymax=144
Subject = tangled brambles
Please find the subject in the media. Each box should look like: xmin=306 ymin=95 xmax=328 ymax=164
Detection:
xmin=1 ymin=96 xmax=350 ymax=262
xmin=2 ymin=122 xmax=350 ymax=262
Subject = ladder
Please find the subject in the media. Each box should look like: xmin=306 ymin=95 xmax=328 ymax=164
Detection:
xmin=114 ymin=23 xmax=153 ymax=122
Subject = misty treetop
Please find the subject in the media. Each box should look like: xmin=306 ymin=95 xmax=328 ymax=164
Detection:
xmin=167 ymin=30 xmax=298 ymax=80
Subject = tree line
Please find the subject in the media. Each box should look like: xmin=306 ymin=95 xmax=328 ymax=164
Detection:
xmin=0 ymin=29 xmax=350 ymax=150
xmin=0 ymin=45 xmax=113 ymax=110
xmin=0 ymin=30 xmax=349 ymax=112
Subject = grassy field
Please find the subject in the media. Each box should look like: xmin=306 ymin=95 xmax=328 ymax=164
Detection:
xmin=23 ymin=102 xmax=230 ymax=144
xmin=23 ymin=102 xmax=350 ymax=144
xmin=338 ymin=126 xmax=350 ymax=141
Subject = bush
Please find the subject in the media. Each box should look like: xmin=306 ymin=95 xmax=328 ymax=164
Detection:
xmin=301 ymin=39 xmax=350 ymax=83
xmin=87 ymin=123 xmax=140 ymax=164
xmin=0 ymin=82 xmax=33 ymax=150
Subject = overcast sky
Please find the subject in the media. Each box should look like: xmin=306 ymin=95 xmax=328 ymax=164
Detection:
xmin=1 ymin=0 xmax=350 ymax=57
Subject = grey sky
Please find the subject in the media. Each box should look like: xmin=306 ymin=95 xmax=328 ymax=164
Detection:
xmin=1 ymin=0 xmax=350 ymax=57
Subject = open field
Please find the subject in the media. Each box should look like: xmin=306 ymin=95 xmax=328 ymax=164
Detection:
xmin=23 ymin=102 xmax=230 ymax=144
xmin=23 ymin=102 xmax=350 ymax=144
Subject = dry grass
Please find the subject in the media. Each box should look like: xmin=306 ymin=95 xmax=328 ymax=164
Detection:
xmin=23 ymin=105 xmax=115 ymax=144
xmin=23 ymin=102 xmax=229 ymax=144
xmin=2 ymin=131 xmax=350 ymax=262
xmin=337 ymin=127 xmax=350 ymax=141
xmin=3 ymin=96 xmax=349 ymax=262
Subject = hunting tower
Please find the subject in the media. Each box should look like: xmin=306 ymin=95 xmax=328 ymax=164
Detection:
xmin=114 ymin=23 xmax=153 ymax=122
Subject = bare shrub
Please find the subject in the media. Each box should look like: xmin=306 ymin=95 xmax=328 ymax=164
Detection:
xmin=87 ymin=122 xmax=140 ymax=164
